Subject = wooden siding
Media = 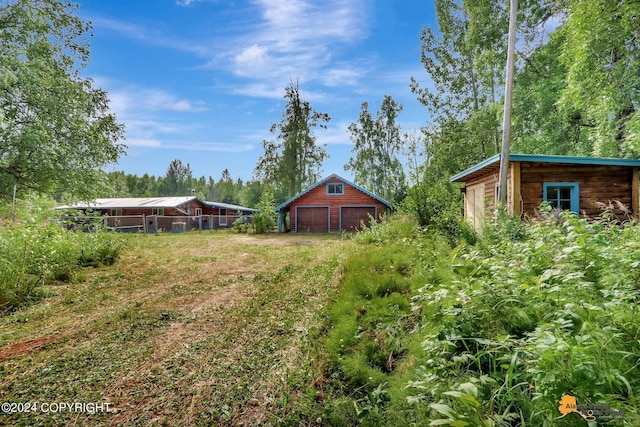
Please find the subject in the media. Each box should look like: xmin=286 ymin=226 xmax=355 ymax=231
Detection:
xmin=288 ymin=177 xmax=387 ymax=233
xmin=95 ymin=200 xmax=249 ymax=223
xmin=464 ymin=171 xmax=499 ymax=217
xmin=519 ymin=163 xmax=636 ymax=218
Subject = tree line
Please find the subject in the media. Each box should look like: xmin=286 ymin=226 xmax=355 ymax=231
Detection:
xmin=101 ymin=160 xmax=263 ymax=208
xmin=2 ymin=0 xmax=639 ymax=226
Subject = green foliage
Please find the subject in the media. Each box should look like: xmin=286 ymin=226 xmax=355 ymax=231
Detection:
xmin=402 ymin=177 xmax=477 ymax=246
xmin=353 ymin=214 xmax=418 ymax=245
xmin=102 ymin=161 xmax=262 ymax=209
xmin=252 ymin=187 xmax=276 ymax=234
xmin=158 ymin=159 xmax=193 ymax=197
xmin=254 ymin=79 xmax=330 ymax=198
xmin=322 ymin=219 xmax=431 ymax=422
xmin=232 ymin=217 xmax=249 ymax=233
xmin=0 ymin=0 xmax=125 ymax=200
xmin=345 ymin=96 xmax=408 ymax=204
xmin=557 ymin=0 xmax=640 ymax=157
xmin=323 ymin=213 xmax=640 ymax=425
xmin=0 ymin=204 xmax=126 ymax=313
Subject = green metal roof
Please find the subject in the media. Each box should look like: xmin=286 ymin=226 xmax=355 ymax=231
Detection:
xmin=450 ymin=154 xmax=640 ymax=183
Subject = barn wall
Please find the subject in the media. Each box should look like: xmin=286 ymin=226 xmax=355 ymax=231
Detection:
xmin=519 ymin=163 xmax=635 ymax=218
xmin=288 ymin=177 xmax=387 ymax=232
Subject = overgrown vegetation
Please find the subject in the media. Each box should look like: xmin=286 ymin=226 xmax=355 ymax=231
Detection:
xmin=3 ymin=201 xmax=640 ymax=426
xmin=252 ymin=187 xmax=277 ymax=234
xmin=0 ymin=201 xmax=125 ymax=314
xmin=321 ymin=214 xmax=640 ymax=426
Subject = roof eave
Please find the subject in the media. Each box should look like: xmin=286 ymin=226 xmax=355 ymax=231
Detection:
xmin=450 ymin=154 xmax=640 ymax=183
xmin=275 ymin=174 xmax=392 ymax=212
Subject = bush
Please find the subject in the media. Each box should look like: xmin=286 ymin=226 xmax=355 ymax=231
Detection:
xmin=322 ymin=212 xmax=640 ymax=425
xmin=232 ymin=217 xmax=249 ymax=233
xmin=0 ymin=208 xmax=126 ymax=314
xmin=401 ymin=179 xmax=477 ymax=246
xmin=253 ymin=188 xmax=276 ymax=234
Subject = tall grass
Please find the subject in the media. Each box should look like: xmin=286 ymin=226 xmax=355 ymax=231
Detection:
xmin=322 ymin=213 xmax=640 ymax=426
xmin=0 ymin=202 xmax=126 ymax=314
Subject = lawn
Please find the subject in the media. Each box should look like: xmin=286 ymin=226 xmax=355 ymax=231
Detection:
xmin=0 ymin=232 xmax=352 ymax=426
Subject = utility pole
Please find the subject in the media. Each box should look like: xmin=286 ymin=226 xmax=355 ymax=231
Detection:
xmin=498 ymin=0 xmax=518 ymax=205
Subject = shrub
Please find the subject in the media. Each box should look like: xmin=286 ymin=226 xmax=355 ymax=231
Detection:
xmin=323 ymin=211 xmax=640 ymax=425
xmin=232 ymin=217 xmax=249 ymax=233
xmin=0 ymin=206 xmax=126 ymax=313
xmin=253 ymin=188 xmax=276 ymax=234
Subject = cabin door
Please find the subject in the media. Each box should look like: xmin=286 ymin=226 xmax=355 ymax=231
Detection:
xmin=465 ymin=183 xmax=485 ymax=229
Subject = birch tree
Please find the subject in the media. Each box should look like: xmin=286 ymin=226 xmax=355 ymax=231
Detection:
xmin=345 ymin=95 xmax=406 ymax=203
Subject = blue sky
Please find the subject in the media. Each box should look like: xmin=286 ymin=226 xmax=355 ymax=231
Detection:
xmin=78 ymin=0 xmax=436 ymax=182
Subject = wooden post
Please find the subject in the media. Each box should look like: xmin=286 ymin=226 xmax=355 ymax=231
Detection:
xmin=510 ymin=162 xmax=521 ymax=216
xmin=633 ymin=168 xmax=639 ymax=219
xmin=498 ymin=0 xmax=518 ymax=205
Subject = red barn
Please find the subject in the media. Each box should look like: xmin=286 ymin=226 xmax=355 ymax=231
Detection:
xmin=275 ymin=174 xmax=392 ymax=233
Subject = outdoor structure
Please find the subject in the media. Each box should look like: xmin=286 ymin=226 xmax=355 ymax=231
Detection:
xmin=57 ymin=197 xmax=257 ymax=232
xmin=275 ymin=174 xmax=392 ymax=233
xmin=204 ymin=201 xmax=259 ymax=229
xmin=450 ymin=154 xmax=640 ymax=228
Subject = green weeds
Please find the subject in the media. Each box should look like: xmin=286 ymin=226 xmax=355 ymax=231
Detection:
xmin=0 ymin=215 xmax=125 ymax=314
xmin=322 ymin=214 xmax=640 ymax=426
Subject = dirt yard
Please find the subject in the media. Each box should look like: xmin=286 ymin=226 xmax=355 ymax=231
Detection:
xmin=0 ymin=232 xmax=352 ymax=426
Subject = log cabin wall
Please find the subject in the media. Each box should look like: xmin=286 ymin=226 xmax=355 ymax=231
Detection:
xmin=463 ymin=171 xmax=499 ymax=218
xmin=519 ymin=162 xmax=636 ymax=219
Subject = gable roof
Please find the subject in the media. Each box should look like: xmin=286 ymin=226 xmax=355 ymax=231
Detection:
xmin=275 ymin=174 xmax=392 ymax=212
xmin=205 ymin=201 xmax=259 ymax=213
xmin=56 ymin=196 xmax=203 ymax=210
xmin=450 ymin=153 xmax=640 ymax=183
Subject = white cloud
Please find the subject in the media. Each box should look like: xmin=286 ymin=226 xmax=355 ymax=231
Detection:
xmin=109 ymin=86 xmax=207 ymax=113
xmin=316 ymin=119 xmax=353 ymax=146
xmin=323 ymin=67 xmax=362 ymax=87
xmin=233 ymin=44 xmax=272 ymax=77
xmin=162 ymin=142 xmax=254 ymax=152
xmin=125 ymin=138 xmax=163 ymax=148
xmin=205 ymin=0 xmax=370 ymax=98
xmin=88 ymin=15 xmax=210 ymax=57
xmin=89 ymin=1 xmax=372 ymax=99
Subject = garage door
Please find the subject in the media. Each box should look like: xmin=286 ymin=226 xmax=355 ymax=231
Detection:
xmin=296 ymin=207 xmax=329 ymax=233
xmin=341 ymin=207 xmax=376 ymax=232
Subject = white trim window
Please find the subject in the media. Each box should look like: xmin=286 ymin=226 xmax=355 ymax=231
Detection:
xmin=152 ymin=208 xmax=164 ymax=216
xmin=326 ymin=182 xmax=344 ymax=195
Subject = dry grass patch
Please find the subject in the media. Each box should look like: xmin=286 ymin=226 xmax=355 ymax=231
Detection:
xmin=0 ymin=231 xmax=352 ymax=426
